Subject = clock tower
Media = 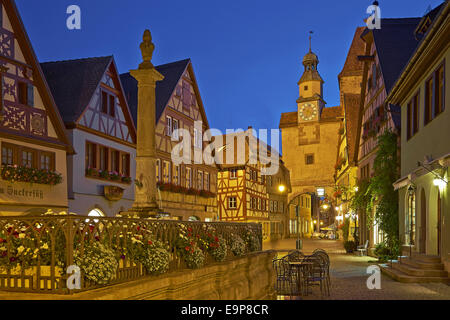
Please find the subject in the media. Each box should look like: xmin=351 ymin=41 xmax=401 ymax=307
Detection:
xmin=297 ymin=38 xmax=325 ymax=124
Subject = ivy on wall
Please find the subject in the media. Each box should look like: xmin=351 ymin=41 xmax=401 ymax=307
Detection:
xmin=351 ymin=130 xmax=400 ymax=256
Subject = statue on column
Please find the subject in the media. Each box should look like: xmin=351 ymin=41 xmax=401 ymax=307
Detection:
xmin=139 ymin=29 xmax=155 ymax=69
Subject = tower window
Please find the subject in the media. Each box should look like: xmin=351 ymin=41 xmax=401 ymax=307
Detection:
xmin=305 ymin=154 xmax=314 ymax=165
xmin=304 ymin=86 xmax=308 ymax=91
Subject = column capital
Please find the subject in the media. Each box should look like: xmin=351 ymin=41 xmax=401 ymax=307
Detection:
xmin=130 ymin=68 xmax=164 ymax=86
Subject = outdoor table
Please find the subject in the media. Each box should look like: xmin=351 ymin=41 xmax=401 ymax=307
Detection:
xmin=288 ymin=261 xmax=314 ymax=296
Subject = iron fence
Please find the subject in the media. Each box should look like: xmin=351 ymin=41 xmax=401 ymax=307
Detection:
xmin=0 ymin=215 xmax=262 ymax=294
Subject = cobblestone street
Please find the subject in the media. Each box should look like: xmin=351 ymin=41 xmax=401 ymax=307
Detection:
xmin=266 ymin=238 xmax=450 ymax=300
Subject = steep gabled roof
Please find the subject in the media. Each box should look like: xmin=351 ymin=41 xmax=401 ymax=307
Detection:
xmin=120 ymin=59 xmax=190 ymax=125
xmin=2 ymin=0 xmax=73 ymax=152
xmin=321 ymin=106 xmax=343 ymax=120
xmin=40 ymin=56 xmax=113 ymax=124
xmin=339 ymin=27 xmax=365 ymax=79
xmin=367 ymin=17 xmax=422 ymax=93
xmin=279 ymin=111 xmax=297 ymax=128
xmin=343 ymin=94 xmax=361 ymax=164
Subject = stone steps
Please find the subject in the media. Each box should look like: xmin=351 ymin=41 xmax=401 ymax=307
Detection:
xmin=391 ymin=261 xmax=448 ymax=277
xmin=380 ymin=263 xmax=450 ymax=284
xmin=400 ymin=257 xmax=445 ymax=270
xmin=412 ymin=254 xmax=442 ymax=264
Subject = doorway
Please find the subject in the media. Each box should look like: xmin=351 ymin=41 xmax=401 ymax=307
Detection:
xmin=420 ymin=189 xmax=426 ymax=254
xmin=437 ymin=190 xmax=441 ymax=256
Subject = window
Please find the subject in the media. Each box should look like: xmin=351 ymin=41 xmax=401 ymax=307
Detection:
xmin=194 ymin=128 xmax=202 ymax=148
xmin=182 ymin=81 xmax=191 ymax=108
xmin=121 ymin=154 xmax=130 ymax=176
xmin=230 ymin=169 xmax=237 ymax=179
xmin=156 ymin=159 xmax=161 ymax=181
xmin=86 ymin=142 xmax=97 ymax=169
xmin=205 ymin=172 xmax=210 ymax=191
xmin=305 ymin=154 xmax=314 ymax=165
xmin=172 ymin=119 xmax=179 ymax=140
xmin=197 ymin=170 xmax=203 ymax=190
xmin=22 ymin=149 xmax=34 ymax=168
xmin=163 ymin=161 xmax=171 ymax=183
xmin=99 ymin=146 xmax=108 ymax=171
xmin=40 ymin=152 xmax=53 ymax=170
xmin=166 ymin=116 xmax=172 ymax=136
xmin=228 ymin=197 xmax=237 ymax=209
xmin=406 ymin=191 xmax=416 ymax=245
xmin=361 ymin=164 xmax=370 ymax=180
xmin=101 ymin=91 xmax=115 ymax=117
xmin=186 ymin=167 xmax=192 ymax=188
xmin=274 ymin=201 xmax=278 ymax=212
xmin=101 ymin=91 xmax=108 ymax=114
xmin=407 ymin=92 xmax=419 ymax=140
xmin=110 ymin=150 xmax=120 ymax=173
xmin=109 ymin=95 xmax=115 ymax=118
xmin=258 ymin=198 xmax=261 ymax=210
xmin=1 ymin=145 xmax=13 ymax=165
xmin=85 ymin=142 xmax=131 ymax=178
xmin=435 ymin=64 xmax=444 ymax=116
xmin=304 ymin=86 xmax=308 ymax=91
xmin=173 ymin=165 xmax=179 ymax=185
xmin=269 ymin=200 xmax=273 ymax=212
xmin=424 ymin=77 xmax=433 ymax=125
xmin=18 ymin=82 xmax=33 ymax=106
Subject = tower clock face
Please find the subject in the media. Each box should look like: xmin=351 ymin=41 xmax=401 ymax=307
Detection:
xmin=299 ymin=103 xmax=318 ymax=121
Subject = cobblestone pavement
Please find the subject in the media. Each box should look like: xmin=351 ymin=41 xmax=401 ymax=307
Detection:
xmin=267 ymin=238 xmax=450 ymax=300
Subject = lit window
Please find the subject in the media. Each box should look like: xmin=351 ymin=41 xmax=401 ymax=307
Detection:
xmin=228 ymin=197 xmax=237 ymax=209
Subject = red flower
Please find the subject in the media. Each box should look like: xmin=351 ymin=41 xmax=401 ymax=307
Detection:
xmin=196 ymin=235 xmax=200 ymax=238
xmin=137 ymin=226 xmax=141 ymax=231
xmin=0 ymin=238 xmax=5 ymax=243
xmin=148 ymin=240 xmax=153 ymax=245
xmin=89 ymin=225 xmax=95 ymax=232
xmin=214 ymin=237 xmax=219 ymax=242
xmin=185 ymin=246 xmax=190 ymax=251
xmin=187 ymin=227 xmax=193 ymax=232
xmin=188 ymin=233 xmax=192 ymax=237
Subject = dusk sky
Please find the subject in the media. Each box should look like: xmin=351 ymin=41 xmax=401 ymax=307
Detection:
xmin=17 ymin=0 xmax=443 ymax=143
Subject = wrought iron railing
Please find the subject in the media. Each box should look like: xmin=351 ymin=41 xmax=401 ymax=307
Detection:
xmin=0 ymin=215 xmax=262 ymax=294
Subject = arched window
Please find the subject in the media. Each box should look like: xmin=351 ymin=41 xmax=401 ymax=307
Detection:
xmin=406 ymin=192 xmax=416 ymax=245
xmin=88 ymin=208 xmax=105 ymax=217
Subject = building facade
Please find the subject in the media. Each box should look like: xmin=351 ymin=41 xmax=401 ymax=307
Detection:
xmin=356 ymin=17 xmax=421 ymax=248
xmin=41 ymin=56 xmax=137 ymax=217
xmin=121 ymin=59 xmax=218 ymax=221
xmin=389 ymin=3 xmax=449 ymax=262
xmin=333 ymin=27 xmax=365 ymax=240
xmin=0 ymin=0 xmax=72 ymax=215
xmin=279 ymin=45 xmax=343 ymax=235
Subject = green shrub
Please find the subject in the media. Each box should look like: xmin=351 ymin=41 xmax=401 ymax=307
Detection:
xmin=344 ymin=241 xmax=356 ymax=253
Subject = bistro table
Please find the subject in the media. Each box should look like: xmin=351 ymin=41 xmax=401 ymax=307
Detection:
xmin=288 ymin=261 xmax=315 ymax=296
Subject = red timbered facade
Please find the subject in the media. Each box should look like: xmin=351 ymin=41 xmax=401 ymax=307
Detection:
xmin=121 ymin=59 xmax=218 ymax=221
xmin=0 ymin=0 xmax=72 ymax=215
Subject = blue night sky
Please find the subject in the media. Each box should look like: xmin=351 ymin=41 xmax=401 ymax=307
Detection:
xmin=16 ymin=0 xmax=443 ymax=142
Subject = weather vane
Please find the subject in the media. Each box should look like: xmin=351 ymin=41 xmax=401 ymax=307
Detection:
xmin=309 ymin=31 xmax=313 ymax=52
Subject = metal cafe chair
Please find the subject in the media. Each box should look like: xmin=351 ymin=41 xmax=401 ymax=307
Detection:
xmin=301 ymin=256 xmax=330 ymax=297
xmin=312 ymin=251 xmax=331 ymax=290
xmin=285 ymin=250 xmax=305 ymax=262
xmin=272 ymin=258 xmax=300 ymax=299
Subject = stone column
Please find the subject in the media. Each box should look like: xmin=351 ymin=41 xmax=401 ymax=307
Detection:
xmin=127 ymin=30 xmax=164 ymax=217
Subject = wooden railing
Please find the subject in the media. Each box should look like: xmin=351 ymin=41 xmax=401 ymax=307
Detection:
xmin=0 ymin=215 xmax=262 ymax=294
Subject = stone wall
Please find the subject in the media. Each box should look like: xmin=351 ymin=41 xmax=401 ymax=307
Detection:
xmin=64 ymin=250 xmax=276 ymax=300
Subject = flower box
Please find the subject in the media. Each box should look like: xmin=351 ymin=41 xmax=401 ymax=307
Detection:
xmin=1 ymin=165 xmax=62 ymax=185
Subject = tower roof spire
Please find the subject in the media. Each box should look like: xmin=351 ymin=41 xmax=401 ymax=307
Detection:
xmin=309 ymin=30 xmax=313 ymax=53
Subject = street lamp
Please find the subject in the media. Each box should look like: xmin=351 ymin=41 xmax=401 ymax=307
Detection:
xmin=278 ymin=185 xmax=286 ymax=193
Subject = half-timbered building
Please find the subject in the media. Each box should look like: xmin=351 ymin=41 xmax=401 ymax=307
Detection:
xmin=41 ymin=56 xmax=137 ymax=217
xmin=121 ymin=59 xmax=218 ymax=221
xmin=214 ymin=128 xmax=276 ymax=240
xmin=357 ymin=17 xmax=421 ymax=248
xmin=0 ymin=0 xmax=72 ymax=215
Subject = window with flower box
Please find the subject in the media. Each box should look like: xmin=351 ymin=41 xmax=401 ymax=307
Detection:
xmin=205 ymin=172 xmax=210 ymax=191
xmin=1 ymin=143 xmax=55 ymax=171
xmin=163 ymin=160 xmax=171 ymax=183
xmin=84 ymin=141 xmax=131 ymax=183
xmin=197 ymin=170 xmax=203 ymax=190
xmin=156 ymin=159 xmax=161 ymax=181
xmin=173 ymin=164 xmax=179 ymax=185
